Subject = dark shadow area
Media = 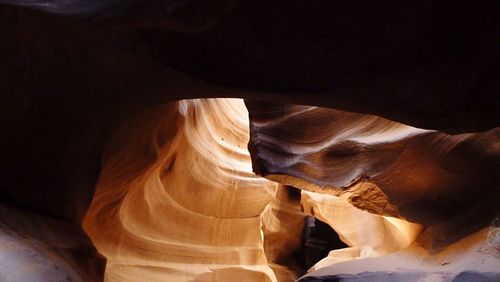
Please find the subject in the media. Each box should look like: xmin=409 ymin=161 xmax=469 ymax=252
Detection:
xmin=294 ymin=216 xmax=349 ymax=270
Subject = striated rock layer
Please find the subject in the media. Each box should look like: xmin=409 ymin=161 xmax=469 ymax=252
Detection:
xmin=83 ymin=98 xmax=425 ymax=281
xmin=1 ymin=2 xmax=498 ymax=280
xmin=246 ymin=101 xmax=500 ymax=250
xmin=300 ymin=190 xmax=422 ymax=271
xmin=84 ymin=99 xmax=286 ymax=281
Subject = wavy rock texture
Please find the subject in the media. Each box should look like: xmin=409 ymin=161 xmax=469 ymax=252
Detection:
xmin=300 ymin=191 xmax=422 ymax=271
xmin=83 ymin=99 xmax=294 ymax=281
xmin=83 ymin=98 xmax=426 ymax=281
xmin=261 ymin=186 xmax=306 ymax=281
xmin=1 ymin=0 xmax=497 ymax=231
xmin=1 ymin=2 xmax=498 ymax=281
xmin=246 ymin=101 xmax=500 ymax=250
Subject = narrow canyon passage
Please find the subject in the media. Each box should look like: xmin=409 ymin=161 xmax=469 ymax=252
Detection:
xmin=1 ymin=2 xmax=498 ymax=280
xmin=83 ymin=98 xmax=439 ymax=281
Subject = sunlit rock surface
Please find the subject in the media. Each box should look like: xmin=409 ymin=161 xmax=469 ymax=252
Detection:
xmin=0 ymin=2 xmax=498 ymax=281
xmin=246 ymin=101 xmax=500 ymax=250
xmin=83 ymin=99 xmax=428 ymax=281
xmin=84 ymin=99 xmax=282 ymax=281
xmin=300 ymin=191 xmax=422 ymax=271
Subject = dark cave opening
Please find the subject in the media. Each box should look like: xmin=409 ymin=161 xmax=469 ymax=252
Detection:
xmin=294 ymin=216 xmax=349 ymax=271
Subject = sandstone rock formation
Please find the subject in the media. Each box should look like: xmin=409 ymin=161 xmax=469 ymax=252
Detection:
xmin=300 ymin=225 xmax=500 ymax=282
xmin=83 ymin=99 xmax=281 ymax=281
xmin=82 ymin=99 xmax=434 ymax=281
xmin=300 ymin=190 xmax=422 ymax=270
xmin=246 ymin=101 xmax=500 ymax=251
xmin=1 ymin=1 xmax=498 ymax=281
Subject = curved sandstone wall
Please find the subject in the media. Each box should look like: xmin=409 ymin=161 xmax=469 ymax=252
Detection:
xmin=83 ymin=99 xmax=280 ymax=281
xmin=83 ymin=99 xmax=425 ymax=281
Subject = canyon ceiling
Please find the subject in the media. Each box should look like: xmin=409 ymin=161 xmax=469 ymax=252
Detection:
xmin=0 ymin=0 xmax=499 ymax=281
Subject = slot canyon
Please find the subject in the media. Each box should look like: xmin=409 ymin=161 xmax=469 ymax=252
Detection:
xmin=0 ymin=1 xmax=499 ymax=281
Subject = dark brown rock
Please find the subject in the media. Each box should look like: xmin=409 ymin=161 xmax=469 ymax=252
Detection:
xmin=246 ymin=101 xmax=500 ymax=250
